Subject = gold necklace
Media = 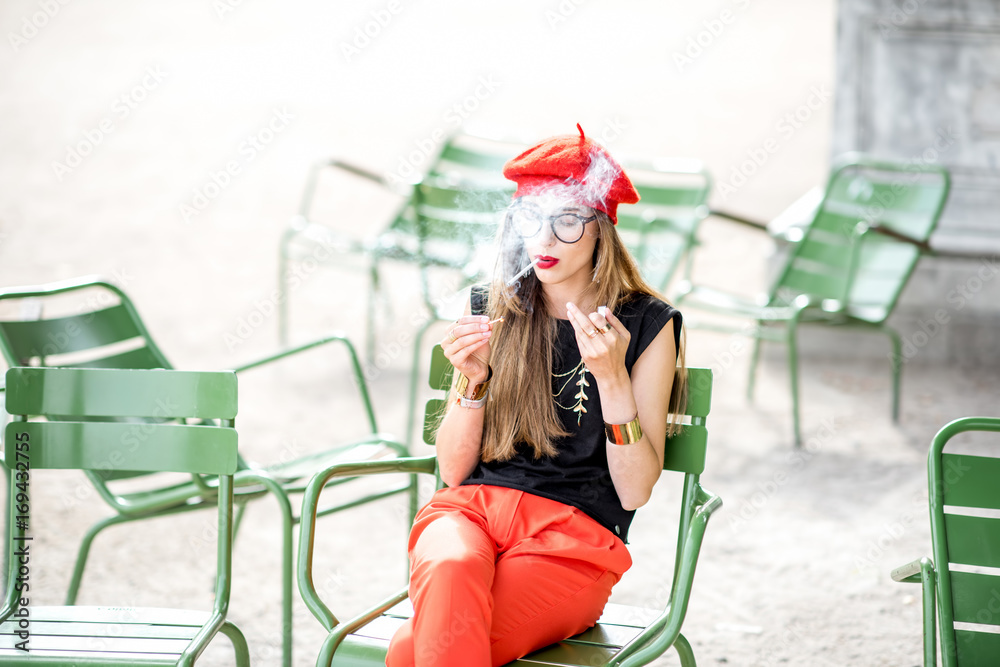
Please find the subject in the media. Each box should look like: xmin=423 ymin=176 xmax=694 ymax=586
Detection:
xmin=552 ymin=358 xmax=590 ymax=425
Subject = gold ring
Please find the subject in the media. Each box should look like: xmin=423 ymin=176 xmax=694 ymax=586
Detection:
xmin=601 ymin=322 xmax=613 ymax=333
xmin=446 ymin=330 xmax=458 ymax=343
xmin=586 ymin=329 xmax=598 ymax=338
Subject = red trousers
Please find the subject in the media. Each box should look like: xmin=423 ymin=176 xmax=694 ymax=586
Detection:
xmin=386 ymin=484 xmax=632 ymax=667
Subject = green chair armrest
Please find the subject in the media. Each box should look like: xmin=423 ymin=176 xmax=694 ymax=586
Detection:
xmin=231 ymin=332 xmax=379 ymax=434
xmin=615 ymin=486 xmax=722 ymax=667
xmin=864 ymin=222 xmax=935 ymax=254
xmin=891 ymin=557 xmax=936 ymax=666
xmin=707 ymin=209 xmax=769 ymax=231
xmin=297 ymin=456 xmax=438 ymax=632
xmin=891 ymin=558 xmax=928 ymax=584
xmin=324 ymin=158 xmax=392 ymax=189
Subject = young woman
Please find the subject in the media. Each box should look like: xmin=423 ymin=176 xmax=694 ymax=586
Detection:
xmin=387 ymin=125 xmax=687 ymax=667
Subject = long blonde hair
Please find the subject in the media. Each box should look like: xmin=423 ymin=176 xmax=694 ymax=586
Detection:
xmin=476 ymin=208 xmax=688 ymax=462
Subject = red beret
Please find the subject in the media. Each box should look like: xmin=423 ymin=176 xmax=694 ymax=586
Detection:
xmin=502 ymin=124 xmax=639 ymax=224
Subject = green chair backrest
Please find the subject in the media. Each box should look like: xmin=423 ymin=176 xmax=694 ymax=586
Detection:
xmin=0 ymin=277 xmax=171 ymax=370
xmin=428 ymin=129 xmax=526 ymax=186
xmin=0 ymin=277 xmax=176 ymax=484
xmin=3 ymin=367 xmax=238 ymax=614
xmin=405 ymin=176 xmax=510 ymax=318
xmin=769 ymin=153 xmax=950 ymax=323
xmin=927 ymin=417 xmax=1000 ymax=666
xmin=423 ymin=344 xmax=712 ymax=476
xmin=4 ymin=367 xmax=238 ymax=474
xmin=616 ymin=158 xmax=712 ymax=294
xmin=411 ymin=176 xmax=510 ymax=255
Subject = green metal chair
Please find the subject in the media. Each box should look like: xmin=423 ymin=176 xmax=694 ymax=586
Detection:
xmin=673 ymin=153 xmax=951 ymax=446
xmin=297 ymin=346 xmax=723 ymax=667
xmin=617 ymin=157 xmax=712 ymax=295
xmin=277 ymin=129 xmax=523 ymax=356
xmin=0 ymin=367 xmax=249 ymax=666
xmin=891 ymin=416 xmax=1000 ymax=666
xmin=0 ymin=276 xmax=415 ymax=667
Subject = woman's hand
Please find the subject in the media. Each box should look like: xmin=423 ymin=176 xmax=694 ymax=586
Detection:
xmin=441 ymin=315 xmax=493 ymax=385
xmin=566 ymin=302 xmax=630 ymax=385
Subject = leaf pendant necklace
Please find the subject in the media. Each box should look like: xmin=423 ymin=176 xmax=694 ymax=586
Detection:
xmin=553 ymin=358 xmax=590 ymax=425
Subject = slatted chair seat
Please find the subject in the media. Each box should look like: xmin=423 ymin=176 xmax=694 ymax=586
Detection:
xmin=0 ymin=607 xmax=220 ymax=665
xmin=323 ymin=599 xmax=663 ymax=666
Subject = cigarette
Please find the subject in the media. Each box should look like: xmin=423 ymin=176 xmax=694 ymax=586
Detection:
xmin=488 ymin=317 xmax=504 ymax=325
xmin=506 ymin=257 xmax=541 ymax=286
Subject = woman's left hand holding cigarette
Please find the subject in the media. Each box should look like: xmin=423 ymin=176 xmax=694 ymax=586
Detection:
xmin=443 ymin=315 xmax=493 ymax=385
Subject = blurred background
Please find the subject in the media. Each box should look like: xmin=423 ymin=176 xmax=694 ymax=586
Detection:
xmin=1 ymin=0 xmax=998 ymax=665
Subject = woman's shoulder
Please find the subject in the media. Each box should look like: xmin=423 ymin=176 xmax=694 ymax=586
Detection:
xmin=617 ymin=291 xmax=680 ymax=327
xmin=619 ymin=292 xmax=683 ymax=364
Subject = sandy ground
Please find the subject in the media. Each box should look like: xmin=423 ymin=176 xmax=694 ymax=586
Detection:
xmin=3 ymin=1 xmax=999 ymax=665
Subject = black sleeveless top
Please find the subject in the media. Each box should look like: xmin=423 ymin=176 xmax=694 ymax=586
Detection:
xmin=462 ymin=287 xmax=682 ymax=543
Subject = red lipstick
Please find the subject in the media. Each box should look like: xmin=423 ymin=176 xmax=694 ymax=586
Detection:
xmin=535 ymin=255 xmax=559 ymax=270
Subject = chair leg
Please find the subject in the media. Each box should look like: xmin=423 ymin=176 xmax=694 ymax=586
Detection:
xmin=881 ymin=324 xmax=903 ymax=423
xmin=1 ymin=465 xmax=8 ymax=598
xmin=786 ymin=321 xmax=803 ymax=448
xmin=65 ymin=513 xmax=133 ymax=604
xmin=220 ymin=621 xmax=252 ymax=667
xmin=404 ymin=316 xmax=441 ymax=452
xmin=232 ymin=500 xmax=249 ymax=545
xmin=746 ymin=325 xmax=764 ymax=402
xmin=673 ymin=632 xmax=697 ymax=667
xmin=365 ymin=261 xmax=380 ymax=367
xmin=316 ymin=631 xmax=341 ymax=667
xmin=236 ymin=473 xmax=295 ymax=667
xmin=278 ymin=241 xmax=290 ymax=347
